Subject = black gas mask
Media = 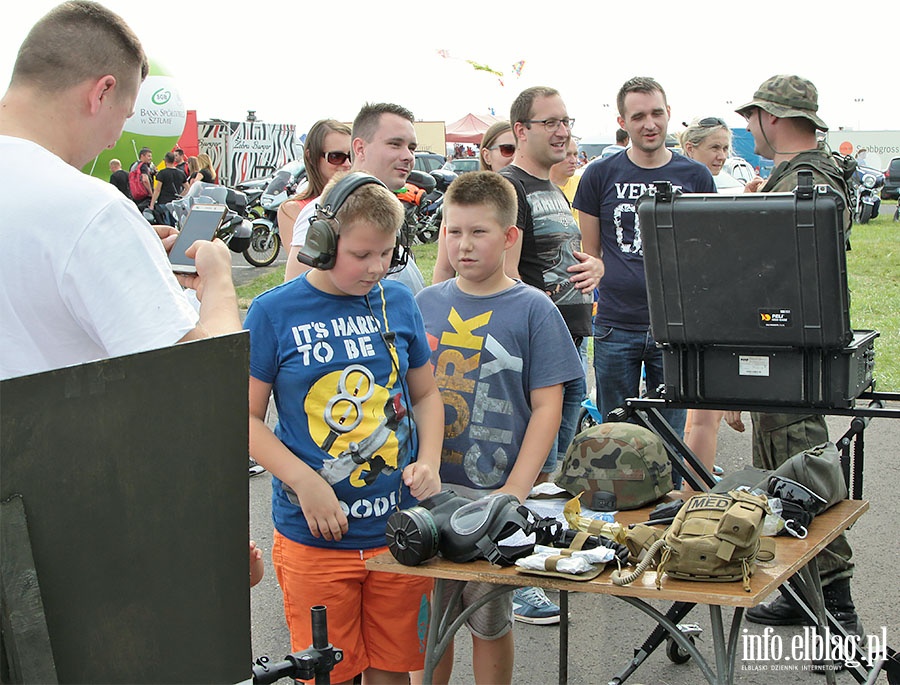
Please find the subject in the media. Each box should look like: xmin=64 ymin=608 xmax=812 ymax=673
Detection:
xmin=385 ymin=490 xmax=561 ymax=567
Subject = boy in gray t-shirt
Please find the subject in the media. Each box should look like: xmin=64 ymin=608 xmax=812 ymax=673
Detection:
xmin=416 ymin=171 xmax=583 ymax=685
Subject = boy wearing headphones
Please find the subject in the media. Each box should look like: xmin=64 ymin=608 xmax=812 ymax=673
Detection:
xmin=244 ymin=172 xmax=443 ymax=684
xmin=415 ymin=172 xmax=583 ymax=684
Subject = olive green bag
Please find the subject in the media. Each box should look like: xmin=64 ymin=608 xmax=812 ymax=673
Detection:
xmin=613 ymin=490 xmax=774 ymax=592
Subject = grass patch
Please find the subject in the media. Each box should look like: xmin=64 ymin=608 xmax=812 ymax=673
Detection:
xmin=847 ymin=202 xmax=899 ymax=391
xmin=235 ymin=205 xmax=898 ymax=390
xmin=236 ymin=266 xmax=285 ymax=309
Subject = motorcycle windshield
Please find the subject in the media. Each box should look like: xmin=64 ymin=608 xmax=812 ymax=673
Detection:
xmin=185 ymin=181 xmax=219 ymax=199
xmin=264 ymin=169 xmax=293 ymax=196
xmin=264 ymin=160 xmax=305 ymax=194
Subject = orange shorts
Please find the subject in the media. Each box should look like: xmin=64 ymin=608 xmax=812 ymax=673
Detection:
xmin=272 ymin=530 xmax=432 ymax=682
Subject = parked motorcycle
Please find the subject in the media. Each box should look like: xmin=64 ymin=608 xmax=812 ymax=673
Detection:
xmin=851 ymin=164 xmax=884 ymax=225
xmin=400 ymin=168 xmax=456 ymax=244
xmin=235 ymin=176 xmax=270 ymax=220
xmin=246 ymin=160 xmax=306 ymax=267
xmin=167 ymin=181 xmax=253 ymax=254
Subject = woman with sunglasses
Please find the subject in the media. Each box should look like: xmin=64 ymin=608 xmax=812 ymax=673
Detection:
xmin=432 ymin=121 xmax=516 ymax=283
xmin=479 ymin=121 xmax=516 ymax=173
xmin=678 ymin=117 xmax=763 ymax=485
xmin=282 ymin=119 xmax=352 ymax=281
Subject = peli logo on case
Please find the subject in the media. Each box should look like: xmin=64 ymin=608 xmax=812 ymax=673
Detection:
xmin=759 ymin=309 xmax=793 ymax=328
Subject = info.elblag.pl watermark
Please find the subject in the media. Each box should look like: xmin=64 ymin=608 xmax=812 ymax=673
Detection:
xmin=741 ymin=626 xmax=890 ymax=671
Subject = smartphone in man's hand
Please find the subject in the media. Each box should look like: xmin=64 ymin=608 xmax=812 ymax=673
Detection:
xmin=168 ymin=204 xmax=228 ymax=274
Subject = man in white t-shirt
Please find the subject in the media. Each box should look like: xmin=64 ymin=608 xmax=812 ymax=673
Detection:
xmin=0 ymin=1 xmax=240 ymax=380
xmin=283 ymin=102 xmax=426 ymax=292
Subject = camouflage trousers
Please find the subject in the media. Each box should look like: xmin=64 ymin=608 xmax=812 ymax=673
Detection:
xmin=750 ymin=412 xmax=854 ymax=584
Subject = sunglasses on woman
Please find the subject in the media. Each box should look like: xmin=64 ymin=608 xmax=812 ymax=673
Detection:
xmin=698 ymin=117 xmax=727 ymax=128
xmin=323 ymin=151 xmax=351 ymax=165
xmin=489 ymin=144 xmax=516 ymax=157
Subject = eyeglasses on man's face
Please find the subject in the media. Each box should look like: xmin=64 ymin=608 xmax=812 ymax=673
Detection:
xmin=489 ymin=144 xmax=516 ymax=157
xmin=524 ymin=118 xmax=575 ymax=132
xmin=323 ymin=151 xmax=351 ymax=165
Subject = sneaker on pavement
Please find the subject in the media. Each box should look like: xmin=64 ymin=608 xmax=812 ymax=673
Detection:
xmin=513 ymin=586 xmax=560 ymax=625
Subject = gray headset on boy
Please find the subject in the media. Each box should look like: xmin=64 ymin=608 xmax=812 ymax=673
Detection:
xmin=298 ymin=171 xmax=408 ymax=272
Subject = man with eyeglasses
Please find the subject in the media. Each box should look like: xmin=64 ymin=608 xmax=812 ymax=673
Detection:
xmin=499 ymin=86 xmax=602 ymax=627
xmin=724 ymin=74 xmax=862 ymax=648
xmin=573 ymin=76 xmax=715 ymax=465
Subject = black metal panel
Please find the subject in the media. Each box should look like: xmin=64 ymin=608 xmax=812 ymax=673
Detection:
xmin=1 ymin=333 xmax=250 ymax=684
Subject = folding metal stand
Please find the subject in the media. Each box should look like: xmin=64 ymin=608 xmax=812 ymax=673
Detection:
xmin=602 ymin=392 xmax=900 ymax=685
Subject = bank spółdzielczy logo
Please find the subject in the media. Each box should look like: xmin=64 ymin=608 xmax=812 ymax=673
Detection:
xmin=151 ymin=88 xmax=172 ymax=106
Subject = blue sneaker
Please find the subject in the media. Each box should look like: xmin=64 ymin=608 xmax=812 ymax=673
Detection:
xmin=512 ymin=586 xmax=560 ymax=625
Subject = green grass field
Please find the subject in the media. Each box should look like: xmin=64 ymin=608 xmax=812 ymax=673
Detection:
xmin=237 ymin=201 xmax=898 ymax=391
xmin=846 ymin=203 xmax=899 ymax=391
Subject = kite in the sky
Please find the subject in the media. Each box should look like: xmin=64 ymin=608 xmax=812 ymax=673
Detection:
xmin=511 ymin=60 xmax=525 ymax=77
xmin=465 ymin=60 xmax=503 ymax=78
xmin=437 ymin=49 xmax=507 ymax=86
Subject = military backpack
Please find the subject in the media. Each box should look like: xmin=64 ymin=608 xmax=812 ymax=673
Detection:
xmin=614 ymin=489 xmax=774 ymax=591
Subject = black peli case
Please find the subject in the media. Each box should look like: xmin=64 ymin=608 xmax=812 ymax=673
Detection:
xmin=638 ymin=175 xmax=852 ymax=349
xmin=660 ymin=330 xmax=877 ymax=408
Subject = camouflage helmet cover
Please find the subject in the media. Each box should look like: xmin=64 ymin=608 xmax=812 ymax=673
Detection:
xmin=735 ymin=74 xmax=829 ymax=132
xmin=555 ymin=422 xmax=673 ymax=510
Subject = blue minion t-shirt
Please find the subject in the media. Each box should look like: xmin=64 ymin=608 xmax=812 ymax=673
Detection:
xmin=244 ymin=275 xmax=431 ymax=549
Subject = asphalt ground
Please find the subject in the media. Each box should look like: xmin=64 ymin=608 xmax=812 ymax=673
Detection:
xmin=235 ymin=252 xmax=897 ymax=684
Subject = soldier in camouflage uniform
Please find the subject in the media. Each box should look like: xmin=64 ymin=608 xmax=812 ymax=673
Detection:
xmin=726 ymin=75 xmax=862 ymax=638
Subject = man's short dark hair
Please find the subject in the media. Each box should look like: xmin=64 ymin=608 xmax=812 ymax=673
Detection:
xmin=139 ymin=147 xmax=152 ymax=157
xmin=164 ymin=151 xmax=175 ymax=164
xmin=615 ymin=128 xmax=629 ymax=145
xmin=510 ymin=86 xmax=560 ymax=126
xmin=616 ymin=77 xmax=667 ymax=117
xmin=11 ymin=1 xmax=148 ymax=92
xmin=352 ymin=102 xmax=415 ymax=142
xmin=174 ymin=147 xmax=184 ymax=154
xmin=444 ymin=171 xmax=517 ymax=229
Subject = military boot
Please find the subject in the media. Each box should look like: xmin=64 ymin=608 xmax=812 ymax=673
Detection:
xmin=821 ymin=578 xmax=864 ymax=637
xmin=809 ymin=580 xmax=865 ymax=673
xmin=746 ymin=578 xmax=863 ymax=636
xmin=746 ymin=592 xmax=804 ymax=625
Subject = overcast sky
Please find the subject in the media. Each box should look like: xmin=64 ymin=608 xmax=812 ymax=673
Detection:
xmin=3 ymin=0 xmax=897 ymax=142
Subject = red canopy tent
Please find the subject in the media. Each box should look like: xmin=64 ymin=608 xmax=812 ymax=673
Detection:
xmin=444 ymin=112 xmax=504 ymax=144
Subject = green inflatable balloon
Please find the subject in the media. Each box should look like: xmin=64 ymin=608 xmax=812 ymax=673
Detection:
xmin=83 ymin=61 xmax=187 ymax=179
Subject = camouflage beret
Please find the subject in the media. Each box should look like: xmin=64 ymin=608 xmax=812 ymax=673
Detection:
xmin=735 ymin=74 xmax=829 ymax=132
